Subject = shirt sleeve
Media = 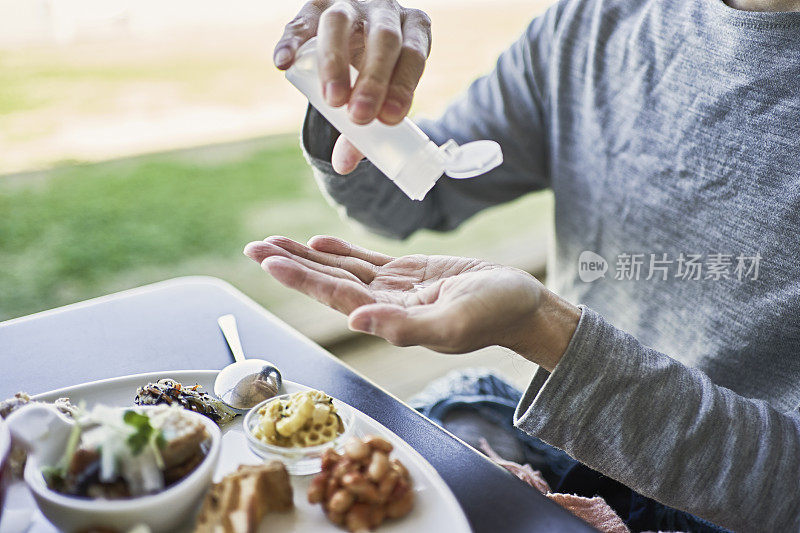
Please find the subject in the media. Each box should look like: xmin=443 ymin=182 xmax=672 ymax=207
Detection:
xmin=514 ymin=306 xmax=800 ymax=532
xmin=301 ymin=5 xmax=561 ymax=239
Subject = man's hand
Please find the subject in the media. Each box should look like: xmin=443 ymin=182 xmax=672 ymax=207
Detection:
xmin=244 ymin=236 xmax=581 ymax=371
xmin=274 ymin=0 xmax=432 ymax=174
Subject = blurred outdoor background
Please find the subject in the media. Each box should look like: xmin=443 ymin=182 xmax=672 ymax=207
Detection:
xmin=0 ymin=0 xmax=556 ymax=398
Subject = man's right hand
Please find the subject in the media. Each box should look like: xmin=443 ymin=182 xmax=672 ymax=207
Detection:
xmin=274 ymin=0 xmax=432 ymax=174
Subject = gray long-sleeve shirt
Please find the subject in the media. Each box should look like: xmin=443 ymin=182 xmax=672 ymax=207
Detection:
xmin=301 ymin=0 xmax=800 ymax=530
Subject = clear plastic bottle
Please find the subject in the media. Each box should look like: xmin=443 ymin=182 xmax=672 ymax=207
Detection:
xmin=285 ymin=38 xmax=503 ymax=201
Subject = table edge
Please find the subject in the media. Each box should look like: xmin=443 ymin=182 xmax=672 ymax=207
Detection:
xmin=0 ymin=277 xmax=523 ymax=478
xmin=2 ymin=275 xmax=587 ymax=529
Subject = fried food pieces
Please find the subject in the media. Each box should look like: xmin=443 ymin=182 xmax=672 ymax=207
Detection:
xmin=194 ymin=461 xmax=293 ymax=533
xmin=308 ymin=436 xmax=414 ymax=532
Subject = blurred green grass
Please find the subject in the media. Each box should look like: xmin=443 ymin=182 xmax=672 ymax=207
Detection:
xmin=0 ymin=136 xmax=553 ymax=324
xmin=0 ymin=138 xmax=308 ymax=317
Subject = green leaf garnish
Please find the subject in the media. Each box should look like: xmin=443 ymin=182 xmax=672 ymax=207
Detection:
xmin=123 ymin=409 xmax=162 ymax=455
xmin=42 ymin=464 xmax=65 ymax=488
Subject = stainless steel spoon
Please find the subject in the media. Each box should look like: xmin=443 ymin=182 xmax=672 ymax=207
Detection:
xmin=214 ymin=314 xmax=282 ymax=411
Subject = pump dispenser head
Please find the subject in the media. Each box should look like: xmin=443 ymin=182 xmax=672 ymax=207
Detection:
xmin=285 ymin=38 xmax=504 ymax=201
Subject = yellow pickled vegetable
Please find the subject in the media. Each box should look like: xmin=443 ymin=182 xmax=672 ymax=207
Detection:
xmin=254 ymin=390 xmax=343 ymax=448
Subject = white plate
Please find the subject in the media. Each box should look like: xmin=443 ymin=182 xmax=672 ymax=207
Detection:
xmin=0 ymin=370 xmax=471 ymax=533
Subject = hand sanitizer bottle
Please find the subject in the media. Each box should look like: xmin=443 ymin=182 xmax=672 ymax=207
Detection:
xmin=285 ymin=38 xmax=503 ymax=201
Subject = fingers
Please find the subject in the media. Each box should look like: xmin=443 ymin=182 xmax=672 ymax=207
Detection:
xmin=262 ymin=256 xmax=375 ymax=315
xmin=307 ymin=236 xmax=394 ymax=266
xmin=317 ymin=0 xmax=361 ymax=106
xmin=378 ymin=9 xmax=431 ymax=124
xmin=274 ymin=0 xmax=330 ymax=70
xmin=348 ymin=303 xmax=456 ymax=349
xmin=277 ymin=0 xmax=429 ymax=125
xmin=251 ymin=236 xmax=379 ymax=283
xmin=331 ymin=135 xmax=365 ymax=174
xmin=348 ymin=0 xmax=403 ymax=124
xmin=243 ymin=240 xmax=364 ymax=285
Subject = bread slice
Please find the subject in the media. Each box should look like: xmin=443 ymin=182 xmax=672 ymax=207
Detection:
xmin=194 ymin=461 xmax=293 ymax=533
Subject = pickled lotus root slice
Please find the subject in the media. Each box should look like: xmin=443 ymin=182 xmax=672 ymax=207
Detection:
xmin=308 ymin=436 xmax=414 ymax=531
xmin=253 ymin=390 xmax=344 ymax=448
xmin=298 ymin=413 xmax=340 ymax=446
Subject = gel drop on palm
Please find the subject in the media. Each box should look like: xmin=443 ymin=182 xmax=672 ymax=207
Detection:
xmin=285 ymin=38 xmax=503 ymax=201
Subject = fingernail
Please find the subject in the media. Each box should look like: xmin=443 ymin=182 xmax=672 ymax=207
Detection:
xmin=274 ymin=48 xmax=292 ymax=67
xmin=382 ymin=99 xmax=403 ymax=118
xmin=349 ymin=96 xmax=376 ymax=123
xmin=349 ymin=315 xmax=374 ymax=334
xmin=325 ymin=82 xmax=348 ymax=107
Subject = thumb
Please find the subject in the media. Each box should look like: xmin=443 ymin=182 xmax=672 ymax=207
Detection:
xmin=348 ymin=303 xmax=453 ymax=348
xmin=331 ymin=135 xmax=364 ymax=175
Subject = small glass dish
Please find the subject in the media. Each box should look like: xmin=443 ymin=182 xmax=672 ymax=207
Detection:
xmin=243 ymin=393 xmax=356 ymax=475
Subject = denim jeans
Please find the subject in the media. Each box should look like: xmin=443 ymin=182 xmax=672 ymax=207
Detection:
xmin=409 ymin=369 xmax=730 ymax=533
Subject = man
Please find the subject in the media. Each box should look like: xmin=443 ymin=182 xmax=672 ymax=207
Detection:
xmin=244 ymin=0 xmax=800 ymax=530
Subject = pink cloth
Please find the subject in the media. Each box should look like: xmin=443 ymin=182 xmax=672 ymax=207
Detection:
xmin=479 ymin=438 xmax=630 ymax=533
xmin=546 ymin=493 xmax=631 ymax=533
xmin=479 ymin=438 xmax=552 ymax=494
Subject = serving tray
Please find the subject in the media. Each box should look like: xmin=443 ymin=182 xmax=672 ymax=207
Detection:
xmin=0 ymin=370 xmax=471 ymax=533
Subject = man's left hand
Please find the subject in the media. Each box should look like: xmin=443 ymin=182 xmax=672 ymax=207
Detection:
xmin=244 ymin=236 xmax=580 ymax=371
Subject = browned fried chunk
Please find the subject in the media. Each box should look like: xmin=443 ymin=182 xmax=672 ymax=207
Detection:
xmin=67 ymin=448 xmax=100 ymax=477
xmin=194 ymin=461 xmax=293 ymax=533
xmin=159 ymin=415 xmax=208 ymax=470
xmin=163 ymin=448 xmax=206 ymax=485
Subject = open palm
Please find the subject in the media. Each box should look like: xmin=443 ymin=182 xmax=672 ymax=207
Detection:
xmin=244 ymin=236 xmax=547 ymax=356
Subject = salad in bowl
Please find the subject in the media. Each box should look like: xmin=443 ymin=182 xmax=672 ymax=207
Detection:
xmin=6 ymin=402 xmax=221 ymax=532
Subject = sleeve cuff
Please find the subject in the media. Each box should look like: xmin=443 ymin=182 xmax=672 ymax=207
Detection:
xmin=300 ymin=104 xmax=384 ymax=196
xmin=302 ymin=104 xmax=338 ymax=161
xmin=513 ymin=305 xmax=624 ymax=447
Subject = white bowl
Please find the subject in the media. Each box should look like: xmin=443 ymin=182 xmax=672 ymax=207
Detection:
xmin=13 ymin=405 xmax=220 ymax=533
xmin=244 ymin=394 xmax=355 ymax=475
